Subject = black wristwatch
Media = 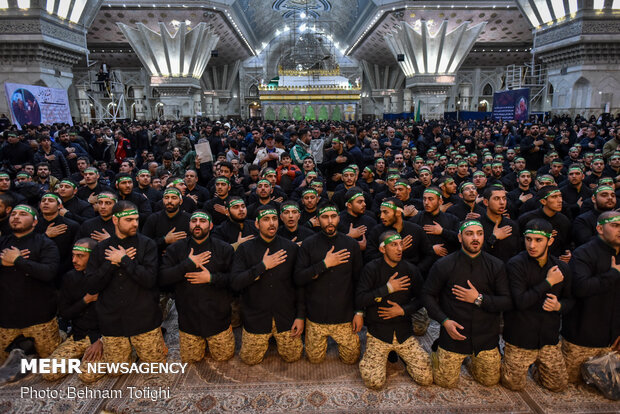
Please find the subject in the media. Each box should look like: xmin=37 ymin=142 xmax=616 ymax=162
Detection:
xmin=474 ymin=294 xmax=483 ymax=307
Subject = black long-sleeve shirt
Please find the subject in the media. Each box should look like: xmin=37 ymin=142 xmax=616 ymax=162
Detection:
xmin=58 ymin=270 xmax=100 ymax=343
xmin=159 ymin=236 xmax=234 ymax=337
xmin=63 ymin=196 xmax=95 ymax=224
xmin=504 ymin=252 xmax=574 ymax=349
xmin=480 ymin=213 xmax=520 ymax=263
xmin=79 ymin=215 xmax=115 ymax=239
xmin=0 ymin=231 xmax=59 ymax=328
xmin=422 ymin=250 xmax=512 ymax=354
xmin=212 ymin=219 xmax=258 ymax=244
xmin=337 ymin=211 xmax=377 ymax=242
xmin=562 ymin=237 xmax=620 ymax=348
xmin=571 ymin=209 xmax=600 ymax=247
xmin=365 ymin=221 xmax=435 ymax=275
xmin=356 ymin=258 xmax=424 ymax=343
xmin=86 ymin=233 xmax=161 ymax=337
xmin=35 ymin=214 xmax=79 ymax=275
xmin=277 ymin=225 xmax=314 ymax=243
xmin=142 ymin=209 xmax=191 ymax=255
xmin=446 ymin=200 xmax=486 ymax=221
xmin=117 ymin=191 xmax=152 ymax=225
xmin=230 ymin=235 xmax=303 ymax=334
xmin=409 ymin=210 xmax=460 ymax=255
xmin=204 ymin=195 xmax=231 ymax=225
xmin=294 ymin=231 xmax=362 ymax=324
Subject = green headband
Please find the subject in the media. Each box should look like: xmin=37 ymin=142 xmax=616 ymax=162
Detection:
xmin=61 ymin=179 xmax=77 ymax=188
xmin=0 ymin=173 xmax=9 ymax=179
xmin=364 ymin=166 xmax=373 ymax=173
xmin=460 ymin=182 xmax=475 ymax=193
xmin=380 ymin=234 xmax=402 ymax=247
xmin=442 ymin=177 xmax=454 ymax=185
xmin=473 ymin=171 xmax=485 ymax=177
xmin=387 ymin=174 xmax=400 ymax=181
xmin=170 ymin=178 xmax=184 ymax=186
xmin=457 ymin=160 xmax=468 ymax=166
xmin=16 ymin=172 xmax=30 ymax=178
xmin=311 ymin=180 xmax=323 ymax=187
xmin=598 ymin=215 xmax=620 ymax=226
xmin=492 ymin=163 xmax=503 ymax=168
xmin=13 ymin=205 xmax=37 ymax=218
xmin=114 ymin=209 xmax=139 ymax=218
xmin=524 ymin=229 xmax=552 ymax=239
xmin=216 ymin=177 xmax=230 ymax=185
xmin=257 ymin=208 xmax=278 ymax=220
xmin=424 ymin=188 xmax=442 ymax=198
xmin=257 ymin=179 xmax=271 ymax=187
xmin=447 ymin=163 xmax=457 ymax=168
xmin=97 ymin=193 xmax=117 ymax=201
xmin=317 ymin=206 xmax=338 ymax=216
xmin=72 ymin=245 xmax=92 ymax=253
xmin=228 ymin=198 xmax=245 ymax=208
xmin=163 ymin=188 xmax=182 ymax=197
xmin=41 ymin=193 xmax=62 ymax=204
xmin=302 ymin=188 xmax=318 ymax=197
xmin=518 ymin=170 xmax=531 ymax=177
xmin=115 ymin=176 xmax=132 ymax=184
xmin=332 ymin=138 xmax=341 ymax=144
xmin=342 ymin=168 xmax=355 ymax=175
xmin=347 ymin=192 xmax=364 ymax=204
xmin=137 ymin=169 xmax=150 ymax=176
xmin=394 ymin=181 xmax=409 ymax=189
xmin=459 ymin=220 xmax=482 ymax=233
xmin=281 ymin=204 xmax=300 ymax=213
xmin=84 ymin=167 xmax=99 ymax=174
xmin=599 ymin=178 xmax=614 ymax=185
xmin=515 ymin=157 xmax=525 ymax=162
xmin=595 ymin=185 xmax=614 ymax=195
xmin=191 ymin=211 xmax=211 ymax=221
xmin=381 ymin=201 xmax=398 ymax=211
xmin=542 ymin=189 xmax=561 ymax=199
xmin=375 ymin=158 xmax=385 ymax=164
xmin=263 ymin=168 xmax=276 ymax=176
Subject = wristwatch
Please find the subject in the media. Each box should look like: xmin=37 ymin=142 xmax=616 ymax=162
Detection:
xmin=474 ymin=294 xmax=483 ymax=307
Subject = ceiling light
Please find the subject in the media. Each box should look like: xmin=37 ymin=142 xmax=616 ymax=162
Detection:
xmin=300 ymin=11 xmax=306 ymax=18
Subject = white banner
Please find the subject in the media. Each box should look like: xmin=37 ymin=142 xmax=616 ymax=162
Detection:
xmin=4 ymin=82 xmax=73 ymax=129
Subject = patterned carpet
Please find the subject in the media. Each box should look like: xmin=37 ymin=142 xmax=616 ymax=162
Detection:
xmin=0 ymin=308 xmax=618 ymax=414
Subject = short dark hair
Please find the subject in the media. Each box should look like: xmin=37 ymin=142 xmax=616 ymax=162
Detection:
xmin=524 ymin=218 xmax=553 ymax=234
xmin=483 ymin=186 xmax=506 ymax=200
xmin=74 ymin=237 xmax=97 ymax=251
xmin=112 ymin=200 xmax=137 ymax=215
xmin=379 ymin=230 xmax=399 ymax=245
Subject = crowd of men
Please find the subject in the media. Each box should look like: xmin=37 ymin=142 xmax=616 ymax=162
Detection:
xmin=0 ymin=114 xmax=618 ymax=392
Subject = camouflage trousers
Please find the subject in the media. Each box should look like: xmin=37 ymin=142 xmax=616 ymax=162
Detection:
xmin=42 ymin=336 xmax=94 ymax=382
xmin=412 ymin=308 xmax=430 ymax=336
xmin=501 ymin=342 xmax=567 ymax=392
xmin=562 ymin=339 xmax=612 ymax=384
xmin=433 ymin=346 xmax=501 ymax=388
xmin=80 ymin=327 xmax=168 ymax=383
xmin=305 ymin=319 xmax=360 ymax=364
xmin=0 ymin=318 xmax=61 ymax=363
xmin=359 ymin=333 xmax=433 ymax=390
xmin=179 ymin=327 xmax=235 ymax=363
xmin=240 ymin=319 xmax=302 ymax=366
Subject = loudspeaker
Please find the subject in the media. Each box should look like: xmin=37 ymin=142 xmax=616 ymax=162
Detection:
xmin=397 ymin=54 xmax=405 ymax=62
xmin=211 ymin=50 xmax=219 ymax=57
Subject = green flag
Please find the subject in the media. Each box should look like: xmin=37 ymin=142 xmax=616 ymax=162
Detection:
xmin=414 ymin=100 xmax=421 ymax=122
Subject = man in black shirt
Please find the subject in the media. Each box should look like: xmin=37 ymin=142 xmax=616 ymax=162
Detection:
xmin=337 ymin=188 xmax=377 ymax=252
xmin=0 ymin=204 xmax=60 ymax=363
xmin=81 ymin=201 xmax=166 ymax=383
xmin=518 ymin=186 xmax=572 ymax=262
xmin=35 ymin=192 xmax=80 ymax=275
xmin=572 ymin=185 xmax=616 ymax=246
xmin=143 ymin=187 xmax=190 ymax=257
xmin=79 ymin=192 xmax=116 ymax=241
xmin=356 ymin=231 xmax=432 ymax=389
xmin=562 ymin=211 xmax=620 ymax=384
xmin=43 ymin=238 xmax=103 ymax=382
xmin=299 ymin=188 xmax=320 ymax=230
xmin=480 ymin=187 xmax=519 ymax=263
xmin=422 ymin=220 xmax=512 ymax=388
xmin=294 ymin=203 xmax=363 ymax=364
xmin=76 ymin=167 xmax=113 ymax=205
xmin=247 ymin=179 xmax=280 ymax=220
xmin=204 ymin=177 xmax=232 ymax=225
xmin=230 ymin=206 xmax=303 ymax=365
xmin=159 ymin=211 xmax=235 ymax=363
xmin=446 ymin=182 xmax=485 ymax=221
xmin=57 ymin=179 xmax=95 ymax=224
xmin=277 ymin=201 xmax=314 ymax=244
xmin=114 ymin=174 xmax=152 ymax=224
xmin=501 ymin=219 xmax=573 ymax=391
xmin=212 ymin=196 xmax=257 ymax=249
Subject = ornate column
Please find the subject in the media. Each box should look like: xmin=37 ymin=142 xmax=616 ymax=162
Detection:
xmin=77 ymin=85 xmax=91 ymax=123
xmin=516 ymin=0 xmax=620 ymax=116
xmin=118 ymin=22 xmax=219 ymax=120
xmin=385 ymin=20 xmax=486 ymax=119
xmin=0 ymin=0 xmax=102 ymax=116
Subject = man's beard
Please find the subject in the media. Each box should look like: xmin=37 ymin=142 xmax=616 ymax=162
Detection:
xmin=231 ymin=214 xmax=245 ymax=223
